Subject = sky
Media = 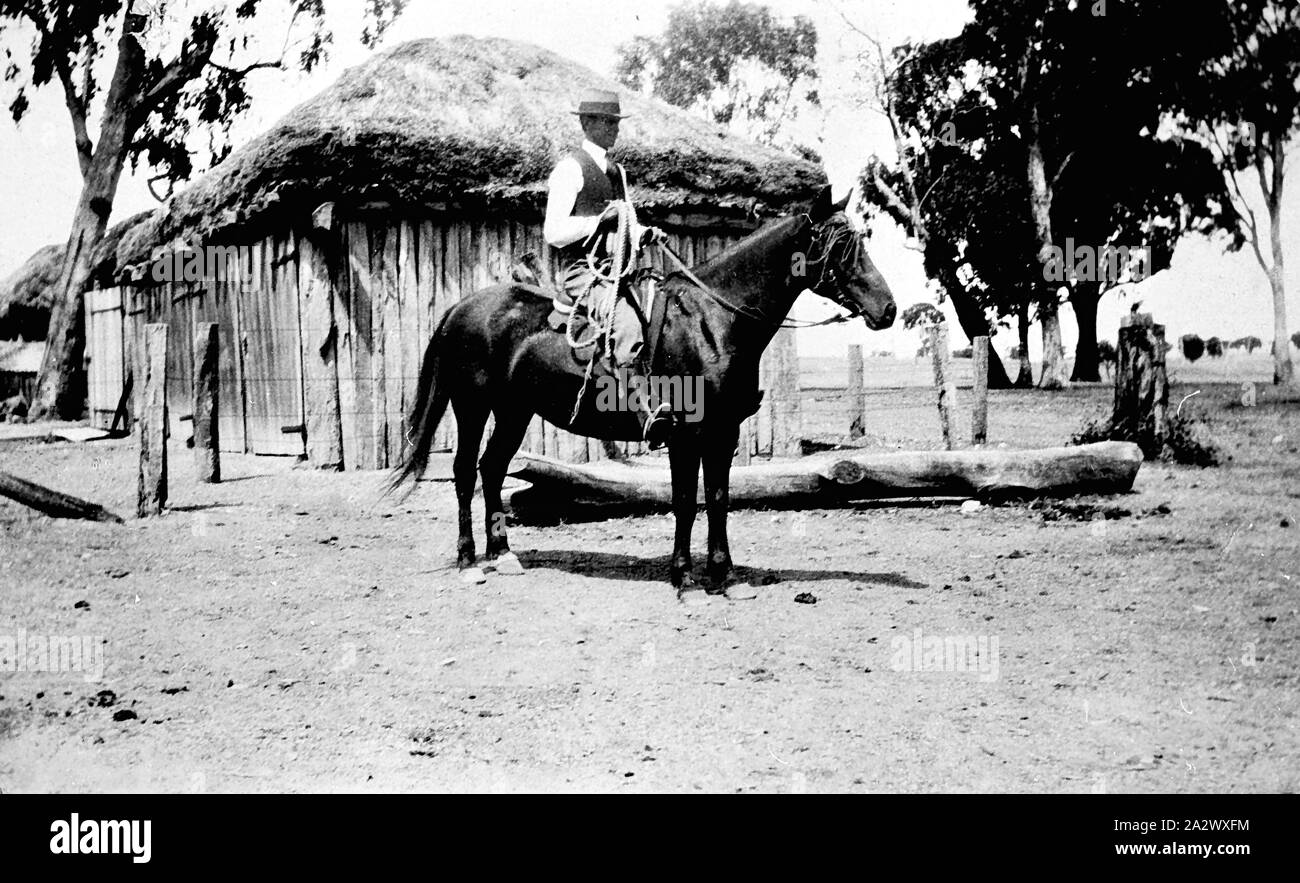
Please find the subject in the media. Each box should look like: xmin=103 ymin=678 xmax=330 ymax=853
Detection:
xmin=1 ymin=0 xmax=1296 ymax=368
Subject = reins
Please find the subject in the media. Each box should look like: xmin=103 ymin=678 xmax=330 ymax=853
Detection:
xmin=654 ymin=216 xmax=859 ymax=330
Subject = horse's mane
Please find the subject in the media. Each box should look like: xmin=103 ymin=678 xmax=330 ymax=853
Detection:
xmin=688 ymin=214 xmax=806 ymax=279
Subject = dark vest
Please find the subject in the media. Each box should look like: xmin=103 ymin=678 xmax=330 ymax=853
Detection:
xmin=559 ymin=149 xmax=626 ymax=265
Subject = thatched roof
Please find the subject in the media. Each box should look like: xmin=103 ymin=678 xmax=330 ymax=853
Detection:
xmin=115 ymin=35 xmax=825 ymax=269
xmin=0 ymin=243 xmax=62 ymax=330
xmin=0 ymin=211 xmax=152 ymax=337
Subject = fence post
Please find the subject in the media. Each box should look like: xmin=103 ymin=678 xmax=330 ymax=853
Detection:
xmin=770 ymin=328 xmax=802 ymax=456
xmin=847 ymin=344 xmax=866 ymax=440
xmin=928 ymin=323 xmax=957 ymax=450
xmin=193 ymin=322 xmax=220 ymax=483
xmin=735 ymin=418 xmax=752 ymax=466
xmin=972 ymin=336 xmax=989 ymax=445
xmin=137 ymin=323 xmax=168 ymax=517
xmin=299 ymin=231 xmax=344 ymax=470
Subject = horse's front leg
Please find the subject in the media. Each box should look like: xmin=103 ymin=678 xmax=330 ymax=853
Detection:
xmin=479 ymin=409 xmax=531 ymax=576
xmin=668 ymin=431 xmax=701 ymax=594
xmin=701 ymin=424 xmax=738 ymax=592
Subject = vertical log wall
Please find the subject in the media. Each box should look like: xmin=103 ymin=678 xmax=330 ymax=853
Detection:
xmin=89 ymin=210 xmax=802 ymax=470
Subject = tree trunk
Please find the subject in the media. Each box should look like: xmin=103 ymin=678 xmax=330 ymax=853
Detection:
xmin=1025 ymin=114 xmax=1069 ymax=391
xmin=29 ymin=27 xmax=144 ymax=420
xmin=505 ymin=442 xmax=1143 ymax=514
xmin=1266 ymin=139 xmax=1293 ymax=386
xmin=1069 ymin=283 xmax=1102 ymax=382
xmin=0 ymin=470 xmax=124 ymax=523
xmin=943 ymin=279 xmax=1013 ymax=389
xmin=1270 ymin=269 xmax=1293 ymax=386
xmin=1039 ymin=304 xmax=1068 ymax=389
xmin=1016 ymin=300 xmax=1033 ymax=387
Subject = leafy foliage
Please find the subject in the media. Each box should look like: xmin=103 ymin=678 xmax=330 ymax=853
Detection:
xmin=858 ymin=1 xmax=1230 ymax=375
xmin=1162 ymin=406 xmax=1220 ymax=467
xmin=1158 ymin=0 xmax=1300 ymax=384
xmin=900 ymin=302 xmax=943 ymax=330
xmin=1181 ymin=334 xmax=1205 ymax=362
xmin=0 ymin=1 xmax=406 ymax=186
xmin=1069 ymin=406 xmax=1220 ymax=467
xmin=615 ymin=1 xmax=817 ymax=147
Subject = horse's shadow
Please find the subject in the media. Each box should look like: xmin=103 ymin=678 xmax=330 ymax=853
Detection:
xmin=515 ymin=549 xmax=926 ymax=589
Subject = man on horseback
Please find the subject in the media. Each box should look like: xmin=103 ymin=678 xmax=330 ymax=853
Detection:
xmin=544 ymin=88 xmax=670 ymax=441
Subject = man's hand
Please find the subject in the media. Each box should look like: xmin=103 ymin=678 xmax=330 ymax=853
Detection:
xmin=587 ymin=203 xmax=622 ymax=240
xmin=598 ymin=203 xmax=622 ymax=225
xmin=639 ymin=226 xmax=667 ymax=247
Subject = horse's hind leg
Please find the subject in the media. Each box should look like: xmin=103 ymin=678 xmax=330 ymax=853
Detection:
xmin=480 ymin=408 xmax=531 ymax=575
xmin=453 ymin=400 xmax=489 ymax=584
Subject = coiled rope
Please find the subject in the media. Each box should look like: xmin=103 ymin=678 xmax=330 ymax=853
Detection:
xmin=568 ymin=170 xmax=641 ymax=423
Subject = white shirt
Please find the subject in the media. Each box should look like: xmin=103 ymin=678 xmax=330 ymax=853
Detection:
xmin=543 ymin=139 xmax=643 ymax=249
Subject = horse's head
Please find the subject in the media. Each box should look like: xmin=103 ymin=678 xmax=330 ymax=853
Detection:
xmin=803 ymin=187 xmax=896 ymax=330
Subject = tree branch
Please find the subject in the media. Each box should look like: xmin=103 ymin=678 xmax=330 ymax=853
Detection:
xmin=206 ymin=58 xmax=285 ymax=77
xmin=915 ymin=167 xmax=948 ymax=214
xmin=146 ymin=173 xmax=173 ymax=203
xmin=134 ymin=29 xmax=218 ymax=122
xmin=867 ymin=171 xmax=916 ymax=231
xmin=1051 ymin=150 xmax=1075 ymax=188
xmin=15 ymin=2 xmax=93 ymax=176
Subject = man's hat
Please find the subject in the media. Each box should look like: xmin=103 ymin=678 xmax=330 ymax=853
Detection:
xmin=571 ymin=88 xmax=629 ymax=119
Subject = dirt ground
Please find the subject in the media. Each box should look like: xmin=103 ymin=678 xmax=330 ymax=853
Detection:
xmin=1 ymin=376 xmax=1297 ymax=793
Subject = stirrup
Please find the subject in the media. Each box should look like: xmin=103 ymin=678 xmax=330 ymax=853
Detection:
xmin=642 ymin=402 xmax=673 ymax=449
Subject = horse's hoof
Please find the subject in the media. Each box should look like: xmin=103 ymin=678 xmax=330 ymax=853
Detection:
xmin=725 ymin=583 xmax=759 ymax=601
xmin=488 ymin=552 xmax=524 ymax=576
xmin=459 ymin=566 xmax=487 ymax=585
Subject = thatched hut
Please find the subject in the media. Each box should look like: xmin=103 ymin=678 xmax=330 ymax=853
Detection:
xmin=87 ymin=35 xmax=823 ymax=469
xmin=0 ymin=211 xmax=150 ymax=341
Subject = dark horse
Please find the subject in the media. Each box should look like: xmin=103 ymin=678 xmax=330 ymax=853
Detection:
xmin=390 ymin=186 xmax=896 ymax=596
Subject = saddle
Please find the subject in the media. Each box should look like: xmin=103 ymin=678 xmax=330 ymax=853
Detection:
xmin=509 ymin=251 xmax=763 ymax=430
xmin=511 ymin=251 xmax=672 ymax=377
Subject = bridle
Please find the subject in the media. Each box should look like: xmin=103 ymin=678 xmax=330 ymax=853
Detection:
xmin=657 ymin=212 xmax=868 ymax=329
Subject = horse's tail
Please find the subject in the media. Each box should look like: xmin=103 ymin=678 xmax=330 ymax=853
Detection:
xmin=386 ymin=310 xmax=453 ymax=497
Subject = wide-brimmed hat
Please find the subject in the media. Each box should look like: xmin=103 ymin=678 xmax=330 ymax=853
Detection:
xmin=571 ymin=88 xmax=629 ymax=119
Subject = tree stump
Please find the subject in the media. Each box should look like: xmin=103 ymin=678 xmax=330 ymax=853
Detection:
xmin=1112 ymin=313 xmax=1168 ymax=459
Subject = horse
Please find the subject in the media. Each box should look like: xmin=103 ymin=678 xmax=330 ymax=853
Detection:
xmin=389 ymin=185 xmax=896 ymax=597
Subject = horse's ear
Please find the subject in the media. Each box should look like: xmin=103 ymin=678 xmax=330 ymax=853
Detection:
xmin=833 ymin=191 xmax=850 ymax=213
xmin=808 ymin=185 xmax=834 ymax=221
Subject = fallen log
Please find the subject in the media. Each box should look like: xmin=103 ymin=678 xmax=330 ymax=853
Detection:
xmin=0 ymin=470 xmax=125 ymax=523
xmin=505 ymin=441 xmax=1143 ymax=515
